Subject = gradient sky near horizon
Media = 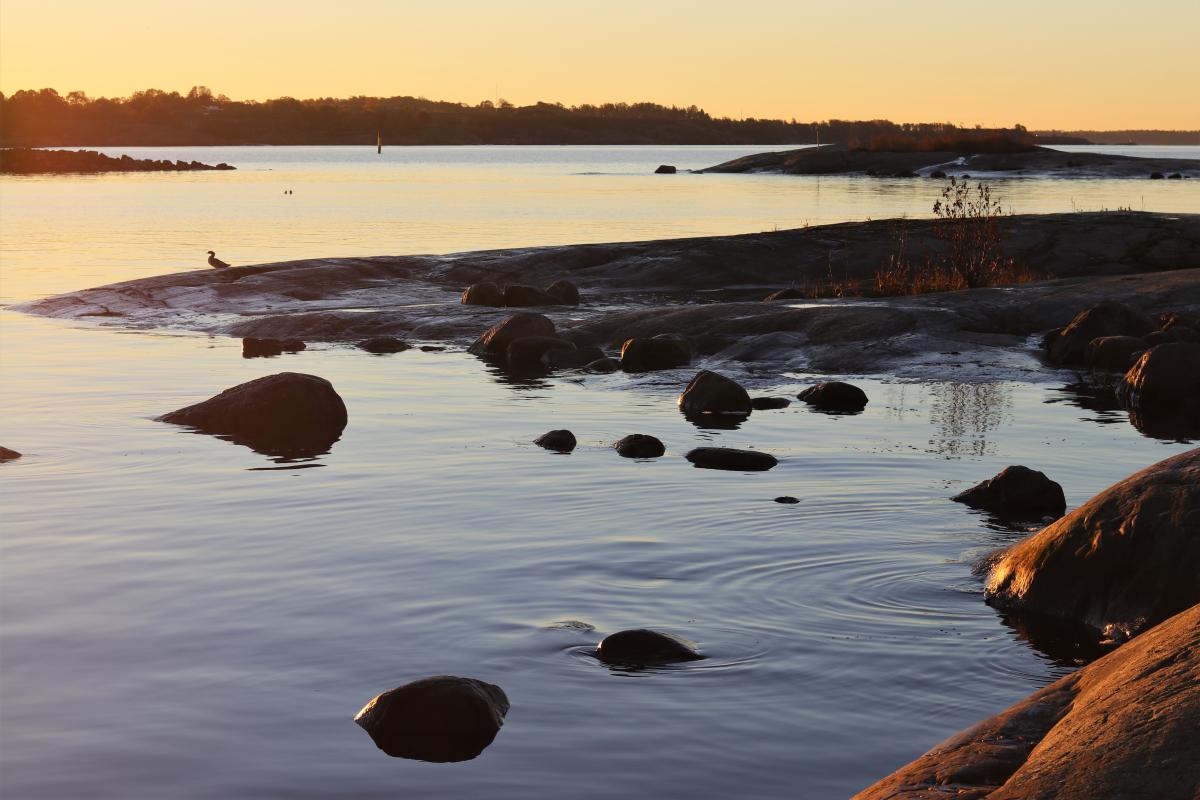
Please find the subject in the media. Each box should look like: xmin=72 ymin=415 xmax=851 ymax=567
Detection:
xmin=2 ymin=0 xmax=1197 ymax=129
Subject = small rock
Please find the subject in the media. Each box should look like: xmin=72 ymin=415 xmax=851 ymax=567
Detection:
xmin=242 ymin=337 xmax=283 ymax=358
xmin=595 ymin=629 xmax=702 ymax=665
xmin=503 ymin=285 xmax=559 ymax=307
xmin=620 ymin=334 xmax=692 ymax=373
xmin=798 ymin=381 xmax=868 ymax=413
xmin=774 ymin=496 xmax=800 ymax=504
xmin=1084 ymin=336 xmax=1147 ymax=372
xmin=358 ymin=336 xmax=410 ymax=354
xmin=461 ymin=282 xmax=505 ymax=307
xmin=542 ymin=345 xmax=605 ymax=369
xmin=420 ymin=345 xmax=446 ymax=352
xmin=280 ymin=339 xmax=306 ymax=352
xmin=506 ymin=336 xmax=574 ymax=369
xmin=1149 ymin=172 xmax=1164 ymax=179
xmin=584 ymin=357 xmax=621 ymax=373
xmin=654 ymin=165 xmax=677 ymax=174
xmin=752 ymin=397 xmax=791 ymax=410
xmin=678 ymin=369 xmax=752 ymax=417
xmin=930 ymin=170 xmax=947 ymax=178
xmin=685 ymin=447 xmax=778 ymax=471
xmin=1167 ymin=172 xmax=1182 ymax=179
xmin=0 ymin=446 xmax=21 ymax=462
xmin=545 ymin=280 xmax=580 ymax=306
xmin=469 ymin=313 xmax=557 ymax=356
xmin=613 ymin=434 xmax=665 ymax=459
xmin=952 ymin=465 xmax=1067 ymax=521
xmin=1046 ymin=302 xmax=1156 ymax=365
xmin=534 ymin=429 xmax=576 ymax=452
xmin=354 ymin=676 xmax=509 ymax=763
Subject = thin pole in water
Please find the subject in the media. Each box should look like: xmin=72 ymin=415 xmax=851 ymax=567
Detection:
xmin=377 ymin=131 xmax=382 ymax=154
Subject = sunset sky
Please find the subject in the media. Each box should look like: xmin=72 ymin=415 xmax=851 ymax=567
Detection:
xmin=2 ymin=0 xmax=1197 ymax=130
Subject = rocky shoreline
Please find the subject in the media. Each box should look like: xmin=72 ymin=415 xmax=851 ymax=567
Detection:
xmin=0 ymin=147 xmax=235 ymax=175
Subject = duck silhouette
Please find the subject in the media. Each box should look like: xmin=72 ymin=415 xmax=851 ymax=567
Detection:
xmin=207 ymin=250 xmax=231 ymax=269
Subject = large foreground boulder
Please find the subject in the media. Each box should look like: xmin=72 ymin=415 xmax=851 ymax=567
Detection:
xmin=952 ymin=465 xmax=1066 ymax=522
xmin=1045 ymin=301 xmax=1157 ymax=365
xmin=619 ymin=335 xmax=692 ymax=373
xmin=354 ymin=676 xmax=509 ymax=763
xmin=595 ymin=629 xmax=703 ymax=665
xmin=468 ymin=313 xmax=556 ymax=356
xmin=677 ymin=369 xmax=752 ymax=418
xmin=853 ymin=603 xmax=1200 ymax=800
xmin=158 ymin=372 xmax=348 ymax=457
xmin=984 ymin=448 xmax=1199 ymax=640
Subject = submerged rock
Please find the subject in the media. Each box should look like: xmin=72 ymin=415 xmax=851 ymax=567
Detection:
xmin=353 ymin=676 xmax=509 ymax=763
xmin=545 ymin=280 xmax=581 ymax=306
xmin=985 ymin=448 xmax=1200 ymax=640
xmin=158 ymin=372 xmax=348 ymax=457
xmin=503 ymin=285 xmax=559 ymax=307
xmin=774 ymin=495 xmax=800 ymax=504
xmin=853 ymin=603 xmax=1200 ymax=800
xmin=595 ymin=629 xmax=702 ymax=665
xmin=0 ymin=446 xmax=21 ymax=462
xmin=242 ymin=337 xmax=283 ymax=358
xmin=468 ymin=313 xmax=557 ymax=356
xmin=677 ymin=369 xmax=752 ymax=417
xmin=358 ymin=336 xmax=410 ymax=354
xmin=751 ymin=397 xmax=791 ymax=410
xmin=685 ymin=447 xmax=778 ymax=471
xmin=1045 ymin=301 xmax=1156 ymax=365
xmin=619 ymin=335 xmax=692 ymax=373
xmin=506 ymin=336 xmax=575 ymax=369
xmin=952 ymin=465 xmax=1067 ymax=522
xmin=584 ymin=357 xmax=621 ymax=373
xmin=797 ymin=381 xmax=868 ymax=413
xmin=461 ymin=282 xmax=505 ymax=307
xmin=534 ymin=429 xmax=576 ymax=453
xmin=1084 ymin=335 xmax=1147 ymax=371
xmin=613 ymin=434 xmax=665 ymax=459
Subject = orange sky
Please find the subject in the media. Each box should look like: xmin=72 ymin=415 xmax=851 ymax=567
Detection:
xmin=2 ymin=0 xmax=1197 ymax=129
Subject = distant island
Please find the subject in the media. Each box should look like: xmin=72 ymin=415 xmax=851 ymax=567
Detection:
xmin=0 ymin=148 xmax=236 ymax=175
xmin=1 ymin=86 xmax=1194 ymax=148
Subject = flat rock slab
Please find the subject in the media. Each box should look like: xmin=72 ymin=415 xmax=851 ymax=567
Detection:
xmin=686 ymin=447 xmax=777 ymax=471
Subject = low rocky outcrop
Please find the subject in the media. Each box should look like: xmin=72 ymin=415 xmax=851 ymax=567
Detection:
xmin=685 ymin=447 xmax=778 ymax=472
xmin=461 ymin=281 xmax=505 ymax=307
xmin=1084 ymin=335 xmax=1147 ymax=371
xmin=613 ymin=434 xmax=665 ymax=459
xmin=534 ymin=429 xmax=576 ymax=453
xmin=952 ymin=465 xmax=1067 ymax=522
xmin=468 ymin=313 xmax=556 ymax=356
xmin=543 ymin=345 xmax=605 ymax=369
xmin=619 ymin=334 xmax=692 ymax=373
xmin=0 ymin=148 xmax=235 ymax=175
xmin=0 ymin=446 xmax=21 ymax=461
xmin=985 ymin=448 xmax=1199 ymax=640
xmin=358 ymin=336 xmax=410 ymax=354
xmin=1045 ymin=301 xmax=1157 ymax=365
xmin=751 ymin=397 xmax=791 ymax=409
xmin=546 ymin=280 xmax=581 ymax=306
xmin=798 ymin=381 xmax=868 ymax=413
xmin=158 ymin=372 xmax=348 ymax=457
xmin=503 ymin=285 xmax=559 ymax=307
xmin=595 ymin=629 xmax=703 ymax=665
xmin=853 ymin=603 xmax=1200 ymax=800
xmin=354 ymin=676 xmax=509 ymax=763
xmin=506 ymin=336 xmax=575 ymax=369
xmin=242 ymin=337 xmax=284 ymax=358
xmin=677 ymin=370 xmax=752 ymax=418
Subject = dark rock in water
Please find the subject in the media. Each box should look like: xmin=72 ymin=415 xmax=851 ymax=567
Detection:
xmin=461 ymin=282 xmax=505 ymax=307
xmin=678 ymin=369 xmax=752 ymax=418
xmin=984 ymin=448 xmax=1199 ymax=641
xmin=929 ymin=170 xmax=947 ymax=178
xmin=654 ymin=164 xmax=677 ymax=174
xmin=1167 ymin=172 xmax=1183 ymax=179
xmin=1084 ymin=335 xmax=1147 ymax=371
xmin=280 ymin=338 xmax=306 ymax=352
xmin=763 ymin=287 xmax=808 ymax=301
xmin=685 ymin=447 xmax=778 ymax=471
xmin=798 ymin=381 xmax=868 ymax=413
xmin=506 ymin=336 xmax=575 ymax=369
xmin=420 ymin=345 xmax=446 ymax=352
xmin=952 ymin=465 xmax=1067 ymax=521
xmin=1126 ymin=403 xmax=1200 ymax=440
xmin=242 ymin=337 xmax=283 ymax=358
xmin=1117 ymin=341 xmax=1200 ymax=409
xmin=469 ymin=313 xmax=556 ymax=356
xmin=503 ymin=284 xmax=559 ymax=307
xmin=158 ymin=372 xmax=347 ymax=457
xmin=1150 ymin=172 xmax=1165 ymax=179
xmin=619 ymin=334 xmax=692 ymax=373
xmin=775 ymin=495 xmax=800 ymax=504
xmin=353 ymin=675 xmax=509 ymax=763
xmin=854 ymin=603 xmax=1200 ymax=800
xmin=752 ymin=396 xmax=791 ymax=410
xmin=358 ymin=336 xmax=410 ymax=354
xmin=595 ymin=629 xmax=702 ymax=665
xmin=1046 ymin=302 xmax=1157 ymax=365
xmin=0 ymin=446 xmax=21 ymax=462
xmin=545 ymin=280 xmax=580 ymax=306
xmin=893 ymin=169 xmax=917 ymax=178
xmin=542 ymin=345 xmax=605 ymax=370
xmin=584 ymin=357 xmax=621 ymax=373
xmin=613 ymin=434 xmax=665 ymax=459
xmin=534 ymin=429 xmax=576 ymax=453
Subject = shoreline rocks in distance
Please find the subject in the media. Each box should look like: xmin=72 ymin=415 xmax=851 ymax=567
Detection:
xmin=461 ymin=280 xmax=580 ymax=308
xmin=0 ymin=148 xmax=235 ymax=175
xmin=353 ymin=675 xmax=509 ymax=763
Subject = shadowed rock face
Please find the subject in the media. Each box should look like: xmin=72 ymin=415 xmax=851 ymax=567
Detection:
xmin=677 ymin=369 xmax=752 ymax=418
xmin=468 ymin=313 xmax=557 ymax=357
xmin=798 ymin=382 xmax=868 ymax=413
xmin=619 ymin=335 xmax=693 ymax=373
xmin=546 ymin=280 xmax=580 ymax=306
xmin=751 ymin=397 xmax=791 ymax=410
xmin=613 ymin=434 xmax=665 ymax=459
xmin=853 ymin=603 xmax=1200 ymax=800
xmin=461 ymin=281 xmax=505 ymax=307
xmin=534 ymin=429 xmax=576 ymax=453
xmin=685 ymin=447 xmax=778 ymax=472
xmin=157 ymin=372 xmax=348 ymax=458
xmin=1046 ymin=301 xmax=1157 ymax=365
xmin=506 ymin=336 xmax=575 ymax=369
xmin=984 ymin=448 xmax=1199 ymax=640
xmin=542 ymin=345 xmax=605 ymax=369
xmin=952 ymin=466 xmax=1066 ymax=522
xmin=1117 ymin=341 xmax=1200 ymax=408
xmin=353 ymin=676 xmax=509 ymax=763
xmin=242 ymin=337 xmax=283 ymax=358
xmin=1083 ymin=335 xmax=1147 ymax=371
xmin=503 ymin=284 xmax=559 ymax=307
xmin=595 ymin=629 xmax=703 ymax=665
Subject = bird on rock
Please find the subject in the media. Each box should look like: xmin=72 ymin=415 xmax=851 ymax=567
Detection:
xmin=207 ymin=250 xmax=231 ymax=269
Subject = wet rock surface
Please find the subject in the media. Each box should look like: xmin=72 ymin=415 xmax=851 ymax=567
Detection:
xmin=613 ymin=434 xmax=665 ymax=459
xmin=677 ymin=369 xmax=752 ymax=418
xmin=686 ymin=447 xmax=778 ymax=472
xmin=595 ymin=629 xmax=703 ymax=665
xmin=1117 ymin=341 xmax=1200 ymax=408
xmin=353 ymin=675 xmax=509 ymax=763
xmin=534 ymin=429 xmax=576 ymax=453
xmin=798 ymin=381 xmax=868 ymax=413
xmin=952 ymin=465 xmax=1067 ymax=522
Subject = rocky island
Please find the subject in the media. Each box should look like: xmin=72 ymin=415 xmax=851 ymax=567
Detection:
xmin=0 ymin=147 xmax=235 ymax=175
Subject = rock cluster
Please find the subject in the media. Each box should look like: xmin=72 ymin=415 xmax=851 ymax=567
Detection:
xmin=461 ymin=279 xmax=580 ymax=307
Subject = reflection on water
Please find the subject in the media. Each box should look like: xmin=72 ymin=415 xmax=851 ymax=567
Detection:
xmin=926 ymin=382 xmax=1013 ymax=458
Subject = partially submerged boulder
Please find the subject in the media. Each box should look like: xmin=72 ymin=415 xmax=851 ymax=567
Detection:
xmin=685 ymin=447 xmax=778 ymax=472
xmin=461 ymin=282 xmax=505 ymax=307
xmin=952 ymin=465 xmax=1067 ymax=522
xmin=534 ymin=429 xmax=576 ymax=453
xmin=677 ymin=370 xmax=752 ymax=418
xmin=1045 ymin=301 xmax=1157 ymax=365
xmin=595 ymin=629 xmax=702 ymax=665
xmin=1084 ymin=335 xmax=1146 ymax=372
xmin=545 ymin=280 xmax=580 ymax=306
xmin=158 ymin=372 xmax=348 ymax=457
xmin=358 ymin=336 xmax=410 ymax=354
xmin=798 ymin=381 xmax=868 ymax=413
xmin=468 ymin=313 xmax=556 ymax=356
xmin=751 ymin=397 xmax=791 ymax=410
xmin=503 ymin=285 xmax=559 ymax=307
xmin=613 ymin=434 xmax=665 ymax=459
xmin=852 ymin=603 xmax=1200 ymax=800
xmin=354 ymin=676 xmax=509 ymax=763
xmin=984 ymin=448 xmax=1200 ymax=640
xmin=619 ymin=334 xmax=692 ymax=373
xmin=0 ymin=446 xmax=21 ymax=462
xmin=506 ymin=336 xmax=575 ymax=370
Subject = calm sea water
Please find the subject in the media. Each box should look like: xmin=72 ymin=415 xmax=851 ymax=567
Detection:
xmin=1 ymin=146 xmax=1197 ymax=799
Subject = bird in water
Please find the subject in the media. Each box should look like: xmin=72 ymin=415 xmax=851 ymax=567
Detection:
xmin=207 ymin=250 xmax=231 ymax=269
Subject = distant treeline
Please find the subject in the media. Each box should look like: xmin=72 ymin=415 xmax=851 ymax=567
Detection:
xmin=1 ymin=87 xmax=1191 ymax=147
xmin=1038 ymin=130 xmax=1200 ymax=146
